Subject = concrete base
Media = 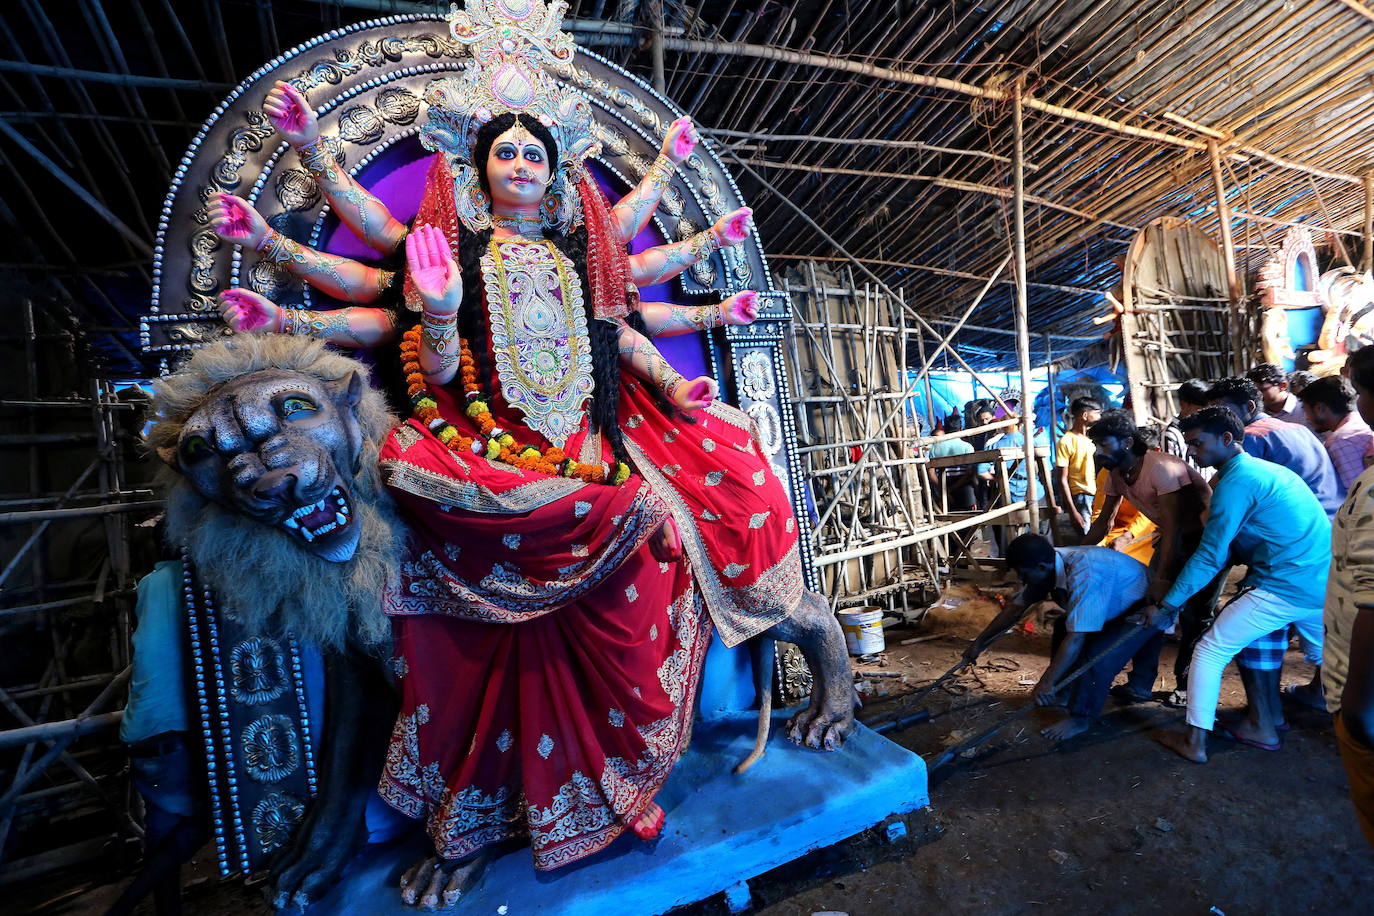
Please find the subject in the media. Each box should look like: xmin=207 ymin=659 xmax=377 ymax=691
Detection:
xmin=309 ymin=712 xmax=928 ymax=915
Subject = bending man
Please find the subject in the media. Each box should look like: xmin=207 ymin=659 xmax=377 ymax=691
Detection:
xmin=966 ymin=533 xmax=1150 ymax=741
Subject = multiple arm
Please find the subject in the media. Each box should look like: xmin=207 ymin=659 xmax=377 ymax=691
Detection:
xmin=629 ymin=207 xmax=752 ymax=287
xmin=220 ymin=289 xmax=396 ymax=349
xmin=264 ymin=81 xmax=407 ymax=254
xmin=609 ymin=117 xmax=697 ymax=242
xmin=208 ymin=193 xmax=395 ymax=304
xmin=636 ymin=291 xmax=758 ymax=336
xmin=614 ymin=319 xmax=716 ymax=411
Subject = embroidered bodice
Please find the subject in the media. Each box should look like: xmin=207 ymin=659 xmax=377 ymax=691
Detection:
xmin=481 ymin=237 xmax=593 ymax=447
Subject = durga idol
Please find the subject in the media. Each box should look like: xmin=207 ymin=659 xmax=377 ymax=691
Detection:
xmin=205 ymin=0 xmax=854 ymax=907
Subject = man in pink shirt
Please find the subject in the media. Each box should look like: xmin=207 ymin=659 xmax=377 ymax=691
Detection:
xmin=1298 ymin=375 xmax=1373 ymax=493
xmin=1084 ymin=411 xmax=1217 ymax=705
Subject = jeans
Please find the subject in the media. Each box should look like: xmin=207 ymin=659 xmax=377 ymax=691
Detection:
xmin=1185 ymin=587 xmax=1323 ymax=730
xmin=1051 ymin=614 xmax=1161 ymax=718
xmin=1072 ymin=492 xmax=1094 ymax=535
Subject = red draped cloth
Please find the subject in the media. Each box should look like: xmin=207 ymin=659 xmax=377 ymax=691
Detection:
xmin=378 ymin=158 xmax=805 ymax=871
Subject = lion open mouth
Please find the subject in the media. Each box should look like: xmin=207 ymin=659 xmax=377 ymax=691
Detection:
xmin=280 ymin=486 xmax=351 ymax=544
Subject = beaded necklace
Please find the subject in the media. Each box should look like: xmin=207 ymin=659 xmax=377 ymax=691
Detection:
xmin=401 ymin=325 xmax=630 ymax=485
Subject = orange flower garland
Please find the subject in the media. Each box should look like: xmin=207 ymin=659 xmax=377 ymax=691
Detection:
xmin=401 ymin=324 xmax=630 ymax=485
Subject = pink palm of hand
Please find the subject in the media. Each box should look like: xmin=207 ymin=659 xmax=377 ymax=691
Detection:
xmin=219 ymin=289 xmax=278 ymax=333
xmin=263 ymin=81 xmax=315 ymax=143
xmin=724 ymin=290 xmax=759 ymax=325
xmin=406 ymin=225 xmax=459 ymax=312
xmin=664 ymin=117 xmax=697 ymax=163
xmin=211 ymin=194 xmax=264 ymax=246
xmin=715 ymin=207 xmax=753 ymax=246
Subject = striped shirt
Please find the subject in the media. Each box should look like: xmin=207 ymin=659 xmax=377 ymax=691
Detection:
xmin=1324 ymin=463 xmax=1374 ymax=715
xmin=1022 ymin=546 xmax=1150 ymax=633
xmin=1323 ymin=412 xmax=1374 ymax=493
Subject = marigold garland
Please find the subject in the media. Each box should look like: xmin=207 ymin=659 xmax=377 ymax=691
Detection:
xmin=401 ymin=324 xmax=630 ymax=485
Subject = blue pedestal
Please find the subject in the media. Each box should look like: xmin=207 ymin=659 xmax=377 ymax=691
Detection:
xmin=310 ymin=712 xmax=927 ymax=915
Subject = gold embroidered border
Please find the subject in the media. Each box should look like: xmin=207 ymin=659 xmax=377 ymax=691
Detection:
xmin=383 ymin=484 xmax=671 ymax=621
xmin=625 ymin=439 xmax=803 ymax=647
xmin=381 ymin=458 xmax=586 ymax=515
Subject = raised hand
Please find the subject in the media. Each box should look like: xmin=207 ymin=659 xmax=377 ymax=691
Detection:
xmin=712 ymin=207 xmax=753 ymax=248
xmin=662 ymin=117 xmax=698 ymax=164
xmin=721 ymin=290 xmax=759 ymax=326
xmin=208 ymin=193 xmax=268 ymax=248
xmin=263 ymin=80 xmax=318 ymax=146
xmin=219 ymin=288 xmax=282 ymax=333
xmin=405 ymin=224 xmax=462 ymax=315
xmin=671 ymin=376 xmax=717 ymax=412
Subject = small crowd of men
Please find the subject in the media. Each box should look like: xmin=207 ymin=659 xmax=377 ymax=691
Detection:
xmin=934 ymin=358 xmax=1374 ymax=848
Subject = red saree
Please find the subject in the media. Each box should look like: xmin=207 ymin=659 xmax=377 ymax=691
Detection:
xmin=377 ymin=375 xmax=804 ymax=870
xmin=378 ymin=155 xmax=804 ymax=870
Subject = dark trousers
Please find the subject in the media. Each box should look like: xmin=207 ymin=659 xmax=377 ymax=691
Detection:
xmin=1050 ymin=616 xmax=1163 ymax=718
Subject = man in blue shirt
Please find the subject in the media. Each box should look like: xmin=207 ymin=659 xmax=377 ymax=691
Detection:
xmin=965 ymin=534 xmax=1151 ymax=741
xmin=1149 ymin=407 xmax=1329 ymax=764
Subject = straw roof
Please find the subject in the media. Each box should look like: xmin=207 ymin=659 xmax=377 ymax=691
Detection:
xmin=1 ymin=0 xmax=1370 ymax=373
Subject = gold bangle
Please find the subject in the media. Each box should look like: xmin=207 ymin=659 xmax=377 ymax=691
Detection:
xmin=296 ymin=136 xmax=340 ymax=183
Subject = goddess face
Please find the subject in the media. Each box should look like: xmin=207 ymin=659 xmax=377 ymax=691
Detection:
xmin=486 ymin=121 xmax=552 ymax=211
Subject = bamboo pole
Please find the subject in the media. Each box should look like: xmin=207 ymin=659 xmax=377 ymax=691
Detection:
xmin=1364 ymin=175 xmax=1373 ymax=272
xmin=1207 ymin=140 xmax=1244 ymax=375
xmin=1013 ymin=87 xmax=1039 ymax=531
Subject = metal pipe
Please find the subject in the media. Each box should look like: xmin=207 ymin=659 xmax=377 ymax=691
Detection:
xmin=0 ymin=499 xmax=162 ymax=525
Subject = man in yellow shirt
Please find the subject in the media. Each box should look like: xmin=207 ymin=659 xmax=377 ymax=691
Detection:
xmin=1055 ymin=397 xmax=1103 ymax=539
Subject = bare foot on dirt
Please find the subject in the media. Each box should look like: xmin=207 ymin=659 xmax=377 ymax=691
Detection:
xmin=1041 ymin=715 xmax=1092 ymax=742
xmin=399 ymin=850 xmax=490 ymax=910
xmin=631 ymin=803 xmax=665 ymax=840
xmin=1225 ymin=715 xmax=1280 ymax=747
xmin=1153 ymin=728 xmax=1207 ymax=763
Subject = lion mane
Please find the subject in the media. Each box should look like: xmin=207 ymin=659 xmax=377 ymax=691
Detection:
xmin=146 ymin=334 xmax=404 ymax=653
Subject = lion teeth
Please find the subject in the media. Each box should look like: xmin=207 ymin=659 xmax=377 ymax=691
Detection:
xmin=335 ymin=513 xmax=347 ymax=525
xmin=300 ymin=528 xmax=315 ymax=542
xmin=283 ymin=517 xmax=300 ymax=530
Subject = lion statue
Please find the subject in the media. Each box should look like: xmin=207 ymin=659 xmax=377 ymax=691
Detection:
xmin=143 ymin=334 xmax=405 ymax=908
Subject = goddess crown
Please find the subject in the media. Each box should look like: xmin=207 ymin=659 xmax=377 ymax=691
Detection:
xmin=421 ymin=0 xmax=601 ymax=174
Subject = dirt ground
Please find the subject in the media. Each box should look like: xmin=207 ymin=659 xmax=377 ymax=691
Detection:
xmin=13 ymin=584 xmax=1374 ymax=916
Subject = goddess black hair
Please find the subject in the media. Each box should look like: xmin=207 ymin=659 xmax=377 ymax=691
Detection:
xmin=459 ymin=112 xmax=650 ymax=469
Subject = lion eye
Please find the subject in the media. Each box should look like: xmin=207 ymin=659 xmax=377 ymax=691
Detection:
xmin=281 ymin=396 xmax=318 ymax=419
xmin=180 ymin=435 xmax=212 ymax=462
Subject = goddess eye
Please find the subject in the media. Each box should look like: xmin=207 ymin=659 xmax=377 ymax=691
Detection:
xmin=281 ymin=396 xmax=318 ymax=419
xmin=180 ymin=435 xmax=212 ymax=462
xmin=524 ymin=148 xmax=543 ymax=162
xmin=495 ymin=147 xmax=516 ymax=159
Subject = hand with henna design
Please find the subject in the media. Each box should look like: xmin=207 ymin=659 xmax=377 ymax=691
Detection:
xmin=405 ymin=224 xmax=462 ymax=316
xmin=262 ymin=80 xmax=318 ymax=146
xmin=712 ymin=207 xmax=753 ymax=247
xmin=219 ymin=288 xmax=281 ymax=333
xmin=721 ymin=290 xmax=759 ymax=326
xmin=661 ymin=116 xmax=698 ymax=164
xmin=208 ymin=193 xmax=268 ymax=248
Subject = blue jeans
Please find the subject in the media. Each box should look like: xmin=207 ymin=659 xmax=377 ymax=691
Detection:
xmin=1051 ymin=616 xmax=1163 ymax=718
